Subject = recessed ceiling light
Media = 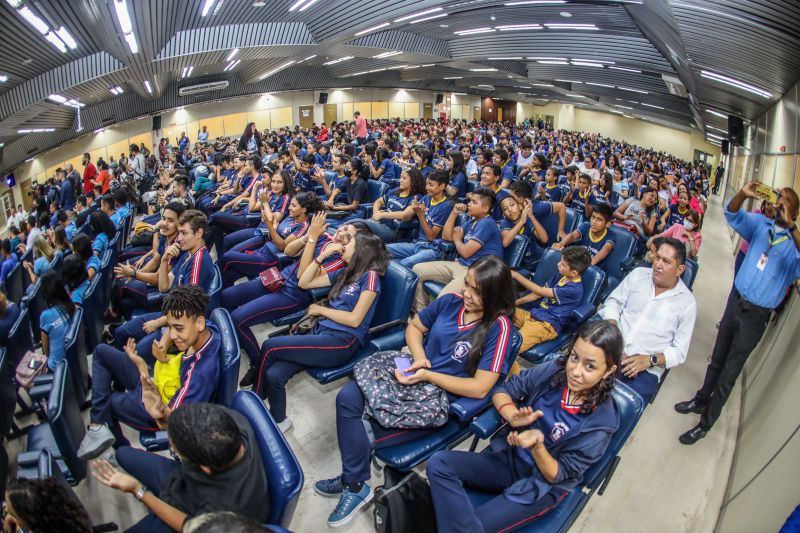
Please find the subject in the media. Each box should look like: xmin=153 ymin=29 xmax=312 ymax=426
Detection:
xmin=394 ymin=7 xmax=443 ymax=22
xmin=439 ymin=24 xmax=449 ymax=27
xmin=700 ymin=69 xmax=772 ymax=98
xmin=560 ymin=11 xmax=572 ymax=17
xmin=252 ymin=1 xmax=266 ymax=6
xmin=454 ymin=27 xmax=495 ymax=35
xmin=470 ymin=68 xmax=497 ymax=71
xmin=618 ymin=86 xmax=648 ymax=94
xmin=355 ymin=22 xmax=390 ymax=36
xmin=408 ymin=13 xmax=448 ymax=24
xmin=609 ymin=66 xmax=641 ymax=73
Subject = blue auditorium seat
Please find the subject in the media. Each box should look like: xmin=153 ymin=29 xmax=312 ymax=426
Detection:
xmin=3 ymin=260 xmax=24 ymax=304
xmin=542 ymin=206 xmax=579 ymax=247
xmin=99 ymin=248 xmax=114 ymax=302
xmin=6 ymin=304 xmax=33 ymax=367
xmin=681 ymin=257 xmax=699 ymax=290
xmin=373 ymin=330 xmax=522 ymax=472
xmin=139 ymin=307 xmax=241 ymax=451
xmin=231 ymin=390 xmax=304 ymax=528
xmin=306 ymin=260 xmax=418 ymax=384
xmin=82 ymin=274 xmax=105 ymax=353
xmin=362 ymin=180 xmax=390 ymax=219
xmin=423 ymin=235 xmax=530 ymax=300
xmin=19 ymin=360 xmax=87 ymax=484
xmin=601 ymin=225 xmax=638 ymax=299
xmin=466 ymin=381 xmax=644 ymax=532
xmin=519 ymin=249 xmax=607 ymax=364
xmin=145 ymin=264 xmax=222 ymax=313
xmin=31 ymin=308 xmax=89 ymax=405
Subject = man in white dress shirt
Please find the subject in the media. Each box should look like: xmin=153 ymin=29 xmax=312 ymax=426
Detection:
xmin=600 ymin=238 xmax=696 ymax=402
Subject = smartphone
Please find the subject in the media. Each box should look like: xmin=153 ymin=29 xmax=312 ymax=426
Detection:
xmin=394 ymin=356 xmax=414 ymax=377
xmin=27 ymin=358 xmax=43 ymax=371
xmin=755 ymin=183 xmax=780 ymax=204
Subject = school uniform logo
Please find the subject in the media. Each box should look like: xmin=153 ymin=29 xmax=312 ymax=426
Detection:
xmin=452 ymin=341 xmax=471 ymax=362
xmin=551 ymin=422 xmax=570 ymax=442
xmin=344 ymin=282 xmax=359 ymax=296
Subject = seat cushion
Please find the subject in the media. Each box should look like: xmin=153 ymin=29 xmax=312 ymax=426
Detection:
xmin=374 ymin=420 xmax=469 ymax=472
xmin=423 ymin=281 xmax=444 ymax=299
xmin=520 ymin=334 xmax=572 ymax=364
xmin=26 ymin=422 xmax=58 ymax=456
xmin=139 ymin=430 xmax=169 ymax=451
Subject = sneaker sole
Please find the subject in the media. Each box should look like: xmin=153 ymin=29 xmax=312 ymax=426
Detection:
xmin=327 ymin=489 xmax=374 ymax=528
xmin=77 ymin=438 xmax=115 ymax=461
xmin=314 ymin=484 xmax=343 ymax=498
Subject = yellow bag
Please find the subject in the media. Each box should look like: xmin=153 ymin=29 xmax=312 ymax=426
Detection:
xmin=153 ymin=352 xmax=182 ymax=405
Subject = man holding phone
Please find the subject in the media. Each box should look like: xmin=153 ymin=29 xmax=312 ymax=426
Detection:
xmin=676 ymin=181 xmax=800 ymax=444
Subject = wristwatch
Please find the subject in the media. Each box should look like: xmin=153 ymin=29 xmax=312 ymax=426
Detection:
xmin=134 ymin=485 xmax=149 ymax=501
xmin=649 ymin=354 xmax=658 ymax=368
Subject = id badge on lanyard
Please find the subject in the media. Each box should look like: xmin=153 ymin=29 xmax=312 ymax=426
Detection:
xmin=760 ymin=225 xmax=790 ymax=271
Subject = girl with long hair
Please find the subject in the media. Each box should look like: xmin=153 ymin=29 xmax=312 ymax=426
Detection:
xmin=39 ymin=269 xmax=76 ymax=371
xmin=353 ymin=166 xmax=425 ymax=242
xmin=89 ymin=210 xmax=116 ymax=256
xmin=4 ymin=477 xmax=93 ymax=533
xmin=427 ymin=320 xmax=623 ymax=533
xmin=254 ymin=230 xmax=391 ymax=432
xmin=22 ymin=234 xmax=54 ymax=284
xmin=238 ymin=121 xmax=262 ymax=153
xmin=315 ymin=255 xmax=516 ymax=527
xmin=367 ymin=146 xmax=397 ymax=183
xmin=218 ymin=190 xmax=325 ymax=287
xmin=445 ymin=149 xmax=467 ymax=198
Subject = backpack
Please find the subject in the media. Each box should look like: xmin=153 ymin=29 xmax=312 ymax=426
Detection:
xmin=373 ymin=466 xmax=437 ymax=533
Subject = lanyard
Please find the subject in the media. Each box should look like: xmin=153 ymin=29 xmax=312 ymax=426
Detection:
xmin=768 ymin=224 xmax=790 ymax=251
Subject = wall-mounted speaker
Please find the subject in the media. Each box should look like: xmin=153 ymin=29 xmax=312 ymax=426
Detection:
xmin=721 ymin=139 xmax=729 ymax=155
xmin=152 ymin=115 xmax=162 ymax=130
xmin=318 ymin=92 xmax=329 ymax=104
xmin=728 ymin=115 xmax=743 ymax=146
xmin=435 ymin=93 xmax=444 ymax=104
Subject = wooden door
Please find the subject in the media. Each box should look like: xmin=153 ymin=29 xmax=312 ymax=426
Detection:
xmin=423 ymin=103 xmax=433 ymax=119
xmin=473 ymin=106 xmax=481 ymax=121
xmin=20 ymin=179 xmax=32 ymax=210
xmin=298 ymin=105 xmax=314 ymax=129
xmin=497 ymin=106 xmax=503 ymax=122
xmin=323 ymin=103 xmax=337 ymax=125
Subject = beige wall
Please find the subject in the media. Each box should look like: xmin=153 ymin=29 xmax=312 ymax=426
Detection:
xmin=715 ymin=289 xmax=800 ymax=532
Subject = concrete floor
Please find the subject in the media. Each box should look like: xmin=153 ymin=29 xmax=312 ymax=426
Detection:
xmin=5 ymin=193 xmax=739 ymax=532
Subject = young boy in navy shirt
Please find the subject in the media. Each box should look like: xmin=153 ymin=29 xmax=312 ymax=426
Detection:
xmin=412 ymin=187 xmax=503 ymax=311
xmin=479 ymin=164 xmax=511 ymax=222
xmin=77 ymin=285 xmax=221 ymax=460
xmin=553 ymin=202 xmax=616 ymax=266
xmin=509 ymin=246 xmax=591 ymax=352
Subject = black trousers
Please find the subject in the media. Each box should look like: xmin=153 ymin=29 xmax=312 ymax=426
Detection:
xmin=696 ymin=289 xmax=772 ymax=429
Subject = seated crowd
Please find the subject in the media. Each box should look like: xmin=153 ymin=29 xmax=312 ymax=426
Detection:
xmin=0 ymin=115 xmax=717 ymax=532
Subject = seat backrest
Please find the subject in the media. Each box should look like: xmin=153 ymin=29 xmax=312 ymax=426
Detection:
xmin=551 ymin=165 xmax=565 ymax=176
xmin=210 ymin=308 xmax=240 ymax=407
xmin=580 ymin=265 xmax=607 ymax=308
xmin=466 ymin=180 xmax=479 ymax=194
xmin=208 ymin=265 xmax=222 ymax=310
xmin=564 ymin=207 xmax=579 ymax=235
xmin=82 ymin=275 xmax=105 ymax=352
xmin=558 ymin=175 xmax=569 ymax=187
xmin=602 ymin=225 xmax=637 ymax=280
xmin=231 ymin=391 xmax=303 ymax=527
xmin=64 ymin=308 xmax=88 ymax=402
xmin=5 ymin=262 xmax=24 ymax=304
xmin=47 ymin=361 xmax=87 ymax=483
xmin=7 ymin=305 xmax=32 ymax=367
xmin=681 ymin=257 xmax=698 ymax=290
xmin=370 ymin=261 xmax=418 ymax=329
xmin=531 ymin=248 xmax=561 ymax=285
xmin=22 ymin=279 xmax=45 ymax=343
xmin=503 ymin=235 xmax=529 ymax=270
xmin=581 ymin=381 xmax=644 ymax=489
xmin=540 ymin=206 xmax=579 ymax=247
xmin=367 ymin=180 xmax=389 ymax=203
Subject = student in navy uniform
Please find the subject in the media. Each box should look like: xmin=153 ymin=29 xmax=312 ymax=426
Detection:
xmin=313 ymin=154 xmax=350 ymax=204
xmin=77 ymin=286 xmax=221 ymax=460
xmin=412 ymin=188 xmax=503 ymax=311
xmin=366 ymin=147 xmax=396 ymax=183
xmin=677 ymin=183 xmax=800 ymax=445
xmin=113 ymin=211 xmax=214 ymax=355
xmin=293 ymin=154 xmax=317 ymax=194
xmin=218 ymin=192 xmax=323 ymax=288
xmin=478 ymin=164 xmax=511 ymax=221
xmin=39 ymin=270 xmax=75 ymax=372
xmin=658 ymin=190 xmax=691 ymax=231
xmin=414 ymin=148 xmax=434 ymax=179
xmin=542 ymin=168 xmax=569 ymax=203
xmin=554 ymin=203 xmax=616 ymax=266
xmin=493 ymin=148 xmax=515 ymax=188
xmin=445 ymin=150 xmax=468 ymax=199
xmin=427 ymin=320 xmax=622 ymax=533
xmin=0 ymin=291 xmax=20 ymax=346
xmin=0 ymin=240 xmax=17 ymax=286
xmin=386 ymin=172 xmax=454 ymax=268
xmin=351 ymin=167 xmax=425 ymax=243
xmin=90 ymin=210 xmax=116 ymax=257
xmin=499 ymin=194 xmax=548 ymax=268
xmin=510 ymin=247 xmax=591 ymax=353
xmin=315 ymin=256 xmax=515 ymax=527
xmin=567 ymin=173 xmax=593 ymax=220
xmin=510 ymin=181 xmax=568 ymax=243
xmin=254 ymin=231 xmax=390 ymax=433
xmin=324 ymin=156 xmax=369 ymax=222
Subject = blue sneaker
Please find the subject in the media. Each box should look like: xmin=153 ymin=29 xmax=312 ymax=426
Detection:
xmin=327 ymin=483 xmax=373 ymax=528
xmin=314 ymin=475 xmax=344 ymax=498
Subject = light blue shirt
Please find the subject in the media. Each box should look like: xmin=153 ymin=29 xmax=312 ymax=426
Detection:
xmin=41 ymin=307 xmax=70 ymax=370
xmin=726 ymin=204 xmax=800 ymax=309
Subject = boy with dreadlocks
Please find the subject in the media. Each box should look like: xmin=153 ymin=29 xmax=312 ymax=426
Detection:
xmin=78 ymin=285 xmax=221 ymax=461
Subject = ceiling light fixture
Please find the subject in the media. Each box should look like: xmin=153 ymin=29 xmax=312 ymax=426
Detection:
xmin=143 ymin=80 xmax=153 ymax=94
xmin=5 ymin=0 xmax=22 ymax=7
xmin=706 ymin=132 xmax=724 ymax=140
xmin=181 ymin=65 xmax=194 ymax=78
xmin=527 ymin=56 xmax=567 ymax=61
xmin=301 ymin=54 xmax=316 ymax=62
xmin=395 ymin=7 xmax=443 ymax=22
xmin=615 ymin=104 xmax=633 ymax=109
xmin=555 ymin=79 xmax=582 ymax=84
xmin=496 ymin=24 xmax=542 ymax=31
xmin=571 ymin=61 xmax=604 ymax=67
xmin=409 ymin=13 xmax=448 ymax=24
xmin=477 ymin=84 xmax=493 ymax=87
xmin=354 ymin=22 xmax=390 ymax=36
xmin=705 ymin=109 xmax=728 ymax=119
xmin=322 ymin=56 xmax=353 ymax=65
xmin=618 ymin=86 xmax=648 ymax=94
xmin=505 ymin=0 xmax=566 ymax=4
xmin=587 ymin=82 xmax=614 ymax=88
xmin=539 ymin=60 xmax=569 ymax=65
xmin=226 ymin=48 xmax=239 ymax=61
xmin=372 ymin=50 xmax=402 ymax=58
xmin=55 ymin=27 xmax=77 ymax=49
xmin=454 ymin=27 xmax=495 ymax=35
xmin=0 ymin=75 xmax=7 ymax=82
xmin=560 ymin=11 xmax=572 ymax=17
xmin=700 ymin=69 xmax=772 ymax=98
xmin=110 ymin=86 xmax=124 ymax=95
xmin=707 ymin=125 xmax=727 ymax=133
xmin=488 ymin=57 xmax=523 ymax=60
xmin=298 ymin=0 xmax=319 ymax=11
xmin=444 ymin=76 xmax=463 ymax=79
xmin=544 ymin=23 xmax=598 ymax=30
xmin=18 ymin=128 xmax=55 ymax=133
xmin=201 ymin=0 xmax=215 ymax=16
xmin=114 ymin=0 xmax=138 ymax=53
xmin=48 ymin=94 xmax=67 ymax=103
xmin=529 ymin=83 xmax=554 ymax=87
xmin=18 ymin=6 xmax=48 ymax=34
xmin=640 ymin=102 xmax=664 ymax=109
xmin=386 ymin=64 xmax=408 ymax=69
xmin=572 ymin=58 xmax=614 ymax=64
xmin=259 ymin=60 xmax=295 ymax=79
xmin=224 ymin=59 xmax=241 ymax=71
xmin=609 ymin=66 xmax=641 ymax=73
xmin=45 ymin=32 xmax=67 ymax=53
xmin=403 ymin=65 xmax=420 ymax=69
xmin=470 ymin=68 xmax=497 ymax=71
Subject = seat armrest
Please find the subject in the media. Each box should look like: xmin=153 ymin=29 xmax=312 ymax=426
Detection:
xmin=369 ymin=330 xmax=406 ymax=352
xmin=449 ymin=396 xmax=491 ymax=423
xmin=469 ymin=409 xmax=503 ymax=439
xmin=33 ymin=374 xmax=55 ymax=386
xmin=147 ymin=291 xmax=167 ymax=306
xmin=571 ymin=303 xmax=597 ymax=324
xmin=308 ymin=287 xmax=331 ymax=300
xmin=17 ymin=450 xmax=45 ymax=468
xmin=28 ymin=383 xmax=53 ymax=404
xmin=620 ymin=257 xmax=636 ymax=274
xmin=368 ymin=319 xmax=407 ymax=337
xmin=361 ymin=203 xmax=374 ymax=219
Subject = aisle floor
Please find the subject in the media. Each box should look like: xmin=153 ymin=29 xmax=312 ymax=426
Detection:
xmin=8 ymin=194 xmax=739 ymax=532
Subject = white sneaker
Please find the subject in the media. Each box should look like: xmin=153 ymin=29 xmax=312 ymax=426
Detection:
xmin=277 ymin=417 xmax=293 ymax=434
xmin=77 ymin=424 xmax=115 ymax=461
